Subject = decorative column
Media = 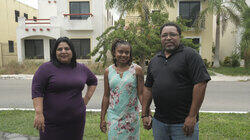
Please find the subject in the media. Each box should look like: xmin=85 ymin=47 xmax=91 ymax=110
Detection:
xmin=43 ymin=38 xmax=51 ymax=61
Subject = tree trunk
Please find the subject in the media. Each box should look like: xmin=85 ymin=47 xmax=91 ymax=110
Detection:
xmin=213 ymin=14 xmax=221 ymax=68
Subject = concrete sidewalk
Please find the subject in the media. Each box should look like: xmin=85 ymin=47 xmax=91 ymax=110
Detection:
xmin=0 ymin=131 xmax=38 ymax=140
xmin=1 ymin=74 xmax=250 ymax=81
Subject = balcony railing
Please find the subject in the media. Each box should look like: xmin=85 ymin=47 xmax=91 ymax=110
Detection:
xmin=25 ymin=19 xmax=51 ymax=25
xmin=62 ymin=13 xmax=94 ymax=30
xmin=63 ymin=13 xmax=93 ymax=17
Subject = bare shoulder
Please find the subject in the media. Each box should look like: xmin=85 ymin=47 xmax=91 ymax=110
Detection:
xmin=133 ymin=64 xmax=143 ymax=75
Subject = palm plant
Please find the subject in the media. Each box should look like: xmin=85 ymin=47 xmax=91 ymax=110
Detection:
xmin=106 ymin=0 xmax=175 ymax=22
xmin=196 ymin=0 xmax=244 ymax=68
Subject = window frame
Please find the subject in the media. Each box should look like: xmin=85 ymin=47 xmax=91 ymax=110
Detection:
xmin=184 ymin=37 xmax=201 ymax=54
xmin=15 ymin=10 xmax=20 ymax=22
xmin=24 ymin=39 xmax=44 ymax=59
xmin=24 ymin=13 xmax=28 ymax=19
xmin=8 ymin=41 xmax=14 ymax=53
xmin=178 ymin=1 xmax=201 ymax=27
xmin=69 ymin=1 xmax=90 ymax=20
xmin=71 ymin=38 xmax=91 ymax=59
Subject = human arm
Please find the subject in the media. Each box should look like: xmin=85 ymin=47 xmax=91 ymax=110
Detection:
xmin=83 ymin=85 xmax=97 ymax=105
xmin=31 ymin=63 xmax=50 ymax=133
xmin=84 ymin=65 xmax=98 ymax=105
xmin=141 ymin=86 xmax=153 ymax=130
xmin=183 ymin=81 xmax=207 ymax=136
xmin=100 ymin=69 xmax=110 ymax=133
xmin=33 ymin=97 xmax=45 ymax=132
xmin=183 ymin=49 xmax=211 ymax=135
xmin=135 ymin=65 xmax=144 ymax=106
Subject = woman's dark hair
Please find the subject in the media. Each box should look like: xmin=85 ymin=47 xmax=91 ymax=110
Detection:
xmin=160 ymin=22 xmax=182 ymax=36
xmin=50 ymin=37 xmax=77 ymax=68
xmin=111 ymin=39 xmax=132 ymax=66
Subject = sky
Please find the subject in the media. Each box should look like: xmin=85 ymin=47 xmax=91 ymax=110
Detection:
xmin=16 ymin=0 xmax=38 ymax=9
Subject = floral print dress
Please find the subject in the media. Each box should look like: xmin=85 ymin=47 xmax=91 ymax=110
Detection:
xmin=107 ymin=64 xmax=140 ymax=140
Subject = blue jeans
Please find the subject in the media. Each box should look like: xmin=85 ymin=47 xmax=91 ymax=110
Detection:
xmin=152 ymin=117 xmax=199 ymax=140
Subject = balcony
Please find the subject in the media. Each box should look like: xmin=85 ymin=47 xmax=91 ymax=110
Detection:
xmin=17 ymin=17 xmax=60 ymax=39
xmin=62 ymin=13 xmax=94 ymax=31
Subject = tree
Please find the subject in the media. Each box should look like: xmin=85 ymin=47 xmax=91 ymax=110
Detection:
xmin=241 ymin=7 xmax=250 ymax=67
xmin=106 ymin=0 xmax=175 ymax=22
xmin=89 ymin=0 xmax=200 ymax=70
xmin=89 ymin=11 xmax=170 ymax=69
xmin=196 ymin=0 xmax=242 ymax=68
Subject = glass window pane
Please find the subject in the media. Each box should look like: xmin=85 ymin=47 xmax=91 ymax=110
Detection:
xmin=70 ymin=2 xmax=81 ymax=19
xmin=71 ymin=39 xmax=81 ymax=58
xmin=81 ymin=39 xmax=90 ymax=59
xmin=49 ymin=39 xmax=56 ymax=57
xmin=71 ymin=39 xmax=90 ymax=59
xmin=34 ymin=40 xmax=44 ymax=59
xmin=25 ymin=40 xmax=44 ymax=59
xmin=8 ymin=41 xmax=14 ymax=53
xmin=80 ymin=2 xmax=90 ymax=19
xmin=179 ymin=2 xmax=189 ymax=19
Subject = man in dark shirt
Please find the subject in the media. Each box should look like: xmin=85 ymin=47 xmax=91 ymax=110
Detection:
xmin=141 ymin=22 xmax=211 ymax=140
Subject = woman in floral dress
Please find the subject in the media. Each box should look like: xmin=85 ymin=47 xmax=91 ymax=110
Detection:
xmin=100 ymin=39 xmax=146 ymax=139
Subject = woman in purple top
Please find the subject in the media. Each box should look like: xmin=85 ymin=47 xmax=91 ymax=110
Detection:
xmin=32 ymin=37 xmax=97 ymax=140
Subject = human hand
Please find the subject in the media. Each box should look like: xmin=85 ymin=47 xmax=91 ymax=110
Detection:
xmin=100 ymin=120 xmax=107 ymax=133
xmin=83 ymin=96 xmax=89 ymax=105
xmin=183 ymin=116 xmax=196 ymax=136
xmin=34 ymin=112 xmax=45 ymax=133
xmin=142 ymin=116 xmax=152 ymax=130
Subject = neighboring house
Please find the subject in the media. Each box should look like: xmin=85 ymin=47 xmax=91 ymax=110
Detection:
xmin=0 ymin=0 xmax=38 ymax=67
xmin=16 ymin=0 xmax=113 ymax=63
xmin=126 ymin=0 xmax=239 ymax=63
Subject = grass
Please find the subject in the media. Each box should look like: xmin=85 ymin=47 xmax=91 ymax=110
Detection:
xmin=0 ymin=60 xmax=43 ymax=75
xmin=0 ymin=110 xmax=249 ymax=140
xmin=0 ymin=60 xmax=106 ymax=75
xmin=207 ymin=70 xmax=215 ymax=76
xmin=209 ymin=67 xmax=250 ymax=76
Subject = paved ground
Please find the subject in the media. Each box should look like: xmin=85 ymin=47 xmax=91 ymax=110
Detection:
xmin=0 ymin=75 xmax=249 ymax=112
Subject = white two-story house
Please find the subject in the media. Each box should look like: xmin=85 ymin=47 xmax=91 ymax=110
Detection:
xmin=17 ymin=0 xmax=113 ymax=63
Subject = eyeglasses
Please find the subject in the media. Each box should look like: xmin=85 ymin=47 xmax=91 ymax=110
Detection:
xmin=161 ymin=33 xmax=179 ymax=38
xmin=56 ymin=47 xmax=71 ymax=52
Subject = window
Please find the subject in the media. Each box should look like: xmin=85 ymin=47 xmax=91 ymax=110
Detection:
xmin=33 ymin=16 xmax=37 ymax=22
xmin=24 ymin=13 xmax=28 ymax=19
xmin=49 ymin=39 xmax=56 ymax=56
xmin=71 ymin=39 xmax=90 ymax=59
xmin=25 ymin=40 xmax=44 ymax=59
xmin=191 ymin=38 xmax=200 ymax=45
xmin=15 ymin=10 xmax=20 ymax=22
xmin=185 ymin=38 xmax=200 ymax=53
xmin=69 ymin=2 xmax=90 ymax=20
xmin=179 ymin=1 xmax=200 ymax=27
xmin=8 ymin=41 xmax=14 ymax=53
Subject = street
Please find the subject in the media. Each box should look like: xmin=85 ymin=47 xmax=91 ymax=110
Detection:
xmin=0 ymin=79 xmax=249 ymax=112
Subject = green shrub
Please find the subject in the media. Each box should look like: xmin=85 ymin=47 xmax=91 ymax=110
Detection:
xmin=231 ymin=52 xmax=240 ymax=67
xmin=244 ymin=47 xmax=250 ymax=68
xmin=203 ymin=59 xmax=212 ymax=68
xmin=223 ymin=56 xmax=232 ymax=67
xmin=223 ymin=53 xmax=240 ymax=68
